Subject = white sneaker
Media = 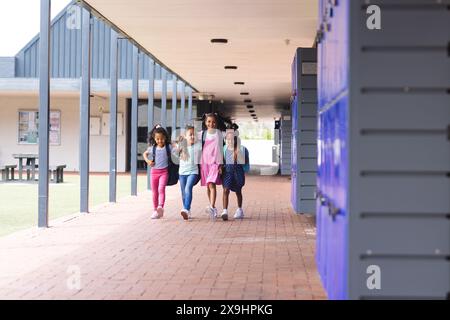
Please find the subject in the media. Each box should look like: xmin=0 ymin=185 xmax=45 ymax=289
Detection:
xmin=205 ymin=206 xmax=211 ymax=216
xmin=188 ymin=211 xmax=192 ymax=219
xmin=221 ymin=209 xmax=229 ymax=221
xmin=207 ymin=207 xmax=216 ymax=220
xmin=234 ymin=208 xmax=244 ymax=219
xmin=151 ymin=210 xmax=159 ymax=219
xmin=181 ymin=208 xmax=189 ymax=220
xmin=157 ymin=206 xmax=164 ymax=218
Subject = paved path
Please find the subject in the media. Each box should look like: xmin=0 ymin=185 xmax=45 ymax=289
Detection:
xmin=0 ymin=176 xmax=326 ymax=300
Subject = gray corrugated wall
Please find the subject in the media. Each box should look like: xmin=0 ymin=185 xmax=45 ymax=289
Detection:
xmin=291 ymin=48 xmax=317 ymax=214
xmin=0 ymin=57 xmax=15 ymax=77
xmin=14 ymin=6 xmax=167 ymax=80
xmin=280 ymin=114 xmax=292 ymax=176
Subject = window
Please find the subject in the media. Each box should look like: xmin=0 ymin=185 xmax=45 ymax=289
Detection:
xmin=18 ymin=110 xmax=61 ymax=145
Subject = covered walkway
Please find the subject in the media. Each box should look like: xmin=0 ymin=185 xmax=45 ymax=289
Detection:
xmin=0 ymin=176 xmax=325 ymax=300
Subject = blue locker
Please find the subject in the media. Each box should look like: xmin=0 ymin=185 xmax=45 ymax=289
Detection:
xmin=316 ymin=0 xmax=350 ymax=300
xmin=317 ymin=0 xmax=450 ymax=299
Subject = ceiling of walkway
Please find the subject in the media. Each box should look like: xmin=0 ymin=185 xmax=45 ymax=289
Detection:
xmin=83 ymin=0 xmax=318 ymax=121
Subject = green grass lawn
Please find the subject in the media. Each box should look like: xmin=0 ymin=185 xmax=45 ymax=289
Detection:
xmin=0 ymin=174 xmax=147 ymax=238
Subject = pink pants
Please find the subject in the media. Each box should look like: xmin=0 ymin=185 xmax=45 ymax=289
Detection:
xmin=151 ymin=168 xmax=169 ymax=209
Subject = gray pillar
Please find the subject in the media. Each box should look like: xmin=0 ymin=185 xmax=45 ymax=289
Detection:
xmin=161 ymin=69 xmax=167 ymax=128
xmin=131 ymin=46 xmax=139 ymax=196
xmin=38 ymin=0 xmax=51 ymax=228
xmin=187 ymin=87 xmax=193 ymax=123
xmin=180 ymin=82 xmax=186 ymax=130
xmin=79 ymin=8 xmax=91 ymax=213
xmin=109 ymin=30 xmax=118 ymax=203
xmin=147 ymin=59 xmax=155 ymax=190
xmin=171 ymin=75 xmax=177 ymax=138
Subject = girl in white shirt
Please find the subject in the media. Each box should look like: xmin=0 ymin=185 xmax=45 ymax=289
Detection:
xmin=175 ymin=125 xmax=201 ymax=220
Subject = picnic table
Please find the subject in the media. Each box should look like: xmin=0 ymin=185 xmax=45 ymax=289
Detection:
xmin=13 ymin=153 xmax=38 ymax=181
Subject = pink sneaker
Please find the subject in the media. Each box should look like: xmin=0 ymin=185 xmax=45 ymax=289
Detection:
xmin=157 ymin=206 xmax=164 ymax=218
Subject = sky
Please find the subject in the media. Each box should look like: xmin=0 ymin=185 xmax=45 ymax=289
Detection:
xmin=0 ymin=0 xmax=72 ymax=56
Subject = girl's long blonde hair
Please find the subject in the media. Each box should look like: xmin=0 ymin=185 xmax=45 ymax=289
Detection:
xmin=226 ymin=130 xmax=240 ymax=163
xmin=179 ymin=125 xmax=195 ymax=161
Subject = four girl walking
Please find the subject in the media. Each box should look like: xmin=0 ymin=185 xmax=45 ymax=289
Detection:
xmin=144 ymin=113 xmax=250 ymax=221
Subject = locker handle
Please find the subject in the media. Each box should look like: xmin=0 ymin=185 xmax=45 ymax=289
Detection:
xmin=327 ymin=201 xmax=341 ymax=220
xmin=316 ymin=190 xmax=328 ymax=206
xmin=447 ymin=125 xmax=450 ymax=141
xmin=317 ymin=190 xmax=341 ymax=219
xmin=315 ymin=25 xmax=325 ymax=45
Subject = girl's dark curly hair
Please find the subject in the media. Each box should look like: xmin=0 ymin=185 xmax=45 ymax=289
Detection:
xmin=201 ymin=112 xmax=228 ymax=131
xmin=147 ymin=124 xmax=170 ymax=146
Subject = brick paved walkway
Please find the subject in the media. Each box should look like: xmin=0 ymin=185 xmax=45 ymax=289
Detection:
xmin=0 ymin=176 xmax=326 ymax=300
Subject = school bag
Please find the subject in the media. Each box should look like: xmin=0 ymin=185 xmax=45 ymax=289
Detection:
xmin=223 ymin=145 xmax=250 ymax=173
xmin=193 ymin=166 xmax=201 ymax=186
xmin=191 ymin=144 xmax=201 ymax=186
xmin=153 ymin=145 xmax=179 ymax=186
xmin=243 ymin=147 xmax=250 ymax=173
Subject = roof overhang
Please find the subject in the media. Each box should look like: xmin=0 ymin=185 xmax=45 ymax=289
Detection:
xmin=0 ymin=78 xmax=181 ymax=99
xmin=80 ymin=0 xmax=318 ymax=121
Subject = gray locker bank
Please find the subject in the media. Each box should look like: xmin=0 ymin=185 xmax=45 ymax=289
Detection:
xmin=315 ymin=0 xmax=450 ymax=299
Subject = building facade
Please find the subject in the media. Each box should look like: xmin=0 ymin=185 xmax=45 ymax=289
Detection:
xmin=0 ymin=4 xmax=196 ymax=172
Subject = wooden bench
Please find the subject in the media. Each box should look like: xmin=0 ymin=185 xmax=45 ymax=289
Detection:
xmin=0 ymin=165 xmax=17 ymax=181
xmin=22 ymin=164 xmax=39 ymax=181
xmin=49 ymin=165 xmax=67 ymax=183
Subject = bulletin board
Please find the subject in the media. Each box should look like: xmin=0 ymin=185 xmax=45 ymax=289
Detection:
xmin=90 ymin=117 xmax=101 ymax=136
xmin=101 ymin=113 xmax=124 ymax=136
xmin=18 ymin=110 xmax=61 ymax=145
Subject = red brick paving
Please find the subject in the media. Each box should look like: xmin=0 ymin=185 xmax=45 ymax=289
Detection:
xmin=0 ymin=176 xmax=326 ymax=300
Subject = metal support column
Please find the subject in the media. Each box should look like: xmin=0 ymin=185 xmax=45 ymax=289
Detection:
xmin=187 ymin=86 xmax=193 ymax=123
xmin=38 ymin=0 xmax=51 ymax=228
xmin=171 ymin=75 xmax=177 ymax=138
xmin=79 ymin=8 xmax=91 ymax=213
xmin=180 ymin=82 xmax=186 ymax=130
xmin=161 ymin=69 xmax=167 ymax=128
xmin=147 ymin=59 xmax=155 ymax=190
xmin=130 ymin=46 xmax=139 ymax=196
xmin=109 ymin=30 xmax=118 ymax=203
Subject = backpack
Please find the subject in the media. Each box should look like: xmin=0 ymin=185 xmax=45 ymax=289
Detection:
xmin=153 ymin=145 xmax=179 ymax=186
xmin=243 ymin=147 xmax=250 ymax=173
xmin=223 ymin=145 xmax=250 ymax=173
xmin=191 ymin=144 xmax=202 ymax=186
xmin=193 ymin=166 xmax=201 ymax=186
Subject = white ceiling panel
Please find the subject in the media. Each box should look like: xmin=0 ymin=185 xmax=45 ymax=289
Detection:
xmin=83 ymin=0 xmax=318 ymax=120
